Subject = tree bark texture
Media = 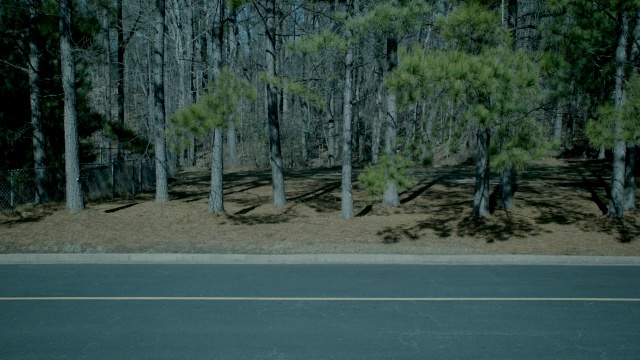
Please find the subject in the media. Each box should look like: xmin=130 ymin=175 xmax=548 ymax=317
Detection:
xmin=624 ymin=146 xmax=636 ymax=211
xmin=29 ymin=0 xmax=47 ymax=204
xmin=154 ymin=0 xmax=169 ymax=203
xmin=58 ymin=0 xmax=84 ymax=213
xmin=499 ymin=166 xmax=514 ymax=209
xmin=265 ymin=0 xmax=286 ymax=205
xmin=116 ymin=0 xmax=125 ymax=159
xmin=607 ymin=11 xmax=629 ymax=219
xmin=383 ymin=24 xmax=399 ymax=207
xmin=341 ymin=22 xmax=354 ymax=219
xmin=207 ymin=128 xmax=224 ymax=212
xmin=473 ymin=128 xmax=491 ymax=216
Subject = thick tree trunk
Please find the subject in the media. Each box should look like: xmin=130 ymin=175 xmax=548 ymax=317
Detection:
xmin=154 ymin=0 xmax=169 ymax=203
xmin=473 ymin=128 xmax=491 ymax=216
xmin=624 ymin=146 xmax=636 ymax=211
xmin=207 ymin=128 xmax=224 ymax=212
xmin=265 ymin=0 xmax=286 ymax=205
xmin=607 ymin=12 xmax=629 ymax=219
xmin=58 ymin=0 xmax=83 ymax=213
xmin=341 ymin=22 xmax=354 ymax=220
xmin=499 ymin=167 xmax=514 ymax=209
xmin=29 ymin=1 xmax=47 ymax=204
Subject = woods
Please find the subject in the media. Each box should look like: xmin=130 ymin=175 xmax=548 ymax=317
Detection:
xmin=0 ymin=0 xmax=638 ymax=220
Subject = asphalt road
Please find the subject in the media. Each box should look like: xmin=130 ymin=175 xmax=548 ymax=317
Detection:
xmin=1 ymin=264 xmax=639 ymax=359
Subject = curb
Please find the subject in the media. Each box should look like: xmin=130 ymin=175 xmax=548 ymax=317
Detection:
xmin=1 ymin=254 xmax=640 ymax=265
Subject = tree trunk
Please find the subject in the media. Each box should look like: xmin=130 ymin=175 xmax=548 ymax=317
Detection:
xmin=372 ymin=87 xmax=383 ymax=164
xmin=383 ymin=23 xmax=399 ymax=207
xmin=154 ymin=0 xmax=169 ymax=203
xmin=101 ymin=4 xmax=112 ymax=164
xmin=624 ymin=145 xmax=636 ymax=211
xmin=29 ymin=1 xmax=47 ymax=204
xmin=207 ymin=128 xmax=224 ymax=212
xmin=228 ymin=122 xmax=238 ymax=169
xmin=301 ymin=99 xmax=309 ymax=166
xmin=116 ymin=0 xmax=125 ymax=160
xmin=341 ymin=18 xmax=354 ymax=219
xmin=227 ymin=7 xmax=239 ymax=169
xmin=58 ymin=0 xmax=83 ymax=213
xmin=473 ymin=128 xmax=491 ymax=216
xmin=565 ymin=99 xmax=575 ymax=151
xmin=607 ymin=12 xmax=629 ymax=219
xmin=553 ymin=101 xmax=562 ymax=146
xmin=327 ymin=91 xmax=336 ymax=166
xmin=265 ymin=0 xmax=286 ymax=206
xmin=499 ymin=166 xmax=514 ymax=209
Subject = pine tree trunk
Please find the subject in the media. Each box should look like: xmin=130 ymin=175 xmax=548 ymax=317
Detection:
xmin=58 ymin=0 xmax=84 ymax=213
xmin=499 ymin=167 xmax=514 ymax=209
xmin=341 ymin=21 xmax=354 ymax=219
xmin=383 ymin=26 xmax=399 ymax=207
xmin=607 ymin=12 xmax=629 ymax=219
xmin=207 ymin=128 xmax=224 ymax=212
xmin=624 ymin=146 xmax=636 ymax=211
xmin=154 ymin=0 xmax=169 ymax=203
xmin=265 ymin=0 xmax=286 ymax=206
xmin=473 ymin=128 xmax=491 ymax=216
xmin=29 ymin=1 xmax=47 ymax=204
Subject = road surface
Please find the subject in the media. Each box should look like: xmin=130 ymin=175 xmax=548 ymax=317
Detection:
xmin=1 ymin=263 xmax=639 ymax=359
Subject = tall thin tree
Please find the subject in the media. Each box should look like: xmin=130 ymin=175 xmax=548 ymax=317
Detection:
xmin=154 ymin=0 xmax=169 ymax=202
xmin=58 ymin=0 xmax=83 ymax=212
xmin=264 ymin=0 xmax=286 ymax=205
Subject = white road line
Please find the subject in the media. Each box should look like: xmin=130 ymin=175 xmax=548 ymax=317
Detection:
xmin=1 ymin=297 xmax=640 ymax=302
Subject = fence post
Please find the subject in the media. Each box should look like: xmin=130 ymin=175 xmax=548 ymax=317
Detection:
xmin=10 ymin=170 xmax=15 ymax=209
xmin=111 ymin=160 xmax=115 ymax=198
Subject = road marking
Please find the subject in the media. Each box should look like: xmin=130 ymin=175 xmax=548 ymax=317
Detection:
xmin=1 ymin=297 xmax=640 ymax=302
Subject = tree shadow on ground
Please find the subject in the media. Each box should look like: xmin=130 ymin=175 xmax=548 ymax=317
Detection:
xmin=375 ymin=160 xmax=638 ymax=244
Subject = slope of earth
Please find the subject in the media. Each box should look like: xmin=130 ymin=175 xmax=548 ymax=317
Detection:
xmin=1 ymin=159 xmax=639 ymax=255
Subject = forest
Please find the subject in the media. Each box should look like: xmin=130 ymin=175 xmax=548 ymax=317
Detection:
xmin=1 ymin=0 xmax=639 ymax=222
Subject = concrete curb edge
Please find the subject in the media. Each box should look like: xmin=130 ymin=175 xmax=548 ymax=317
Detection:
xmin=1 ymin=254 xmax=640 ymax=265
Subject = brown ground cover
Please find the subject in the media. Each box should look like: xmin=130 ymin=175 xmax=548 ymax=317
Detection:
xmin=1 ymin=158 xmax=639 ymax=255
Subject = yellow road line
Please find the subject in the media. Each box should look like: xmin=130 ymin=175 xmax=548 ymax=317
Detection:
xmin=1 ymin=297 xmax=640 ymax=302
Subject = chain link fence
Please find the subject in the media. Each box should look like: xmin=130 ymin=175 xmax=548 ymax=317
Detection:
xmin=0 ymin=161 xmax=155 ymax=211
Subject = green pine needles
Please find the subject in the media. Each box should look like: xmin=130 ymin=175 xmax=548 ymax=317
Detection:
xmin=358 ymin=155 xmax=416 ymax=197
xmin=586 ymin=74 xmax=640 ymax=149
xmin=169 ymin=68 xmax=256 ymax=139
